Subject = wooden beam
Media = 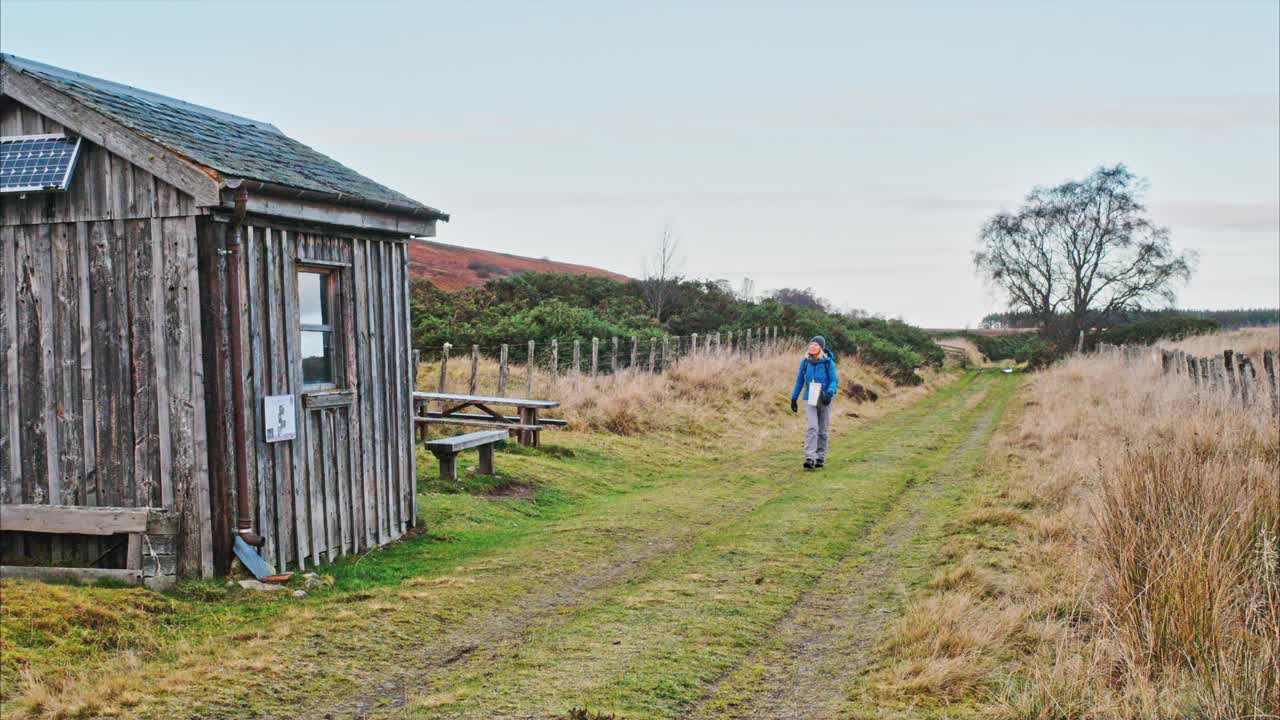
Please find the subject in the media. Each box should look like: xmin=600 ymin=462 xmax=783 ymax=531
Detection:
xmin=1 ymin=66 xmax=222 ymax=207
xmin=302 ymin=390 xmax=356 ymax=409
xmin=0 ymin=504 xmax=177 ymax=535
xmin=0 ymin=565 xmax=142 ymax=585
xmin=230 ymin=192 xmax=436 ymax=237
xmin=1 ymin=504 xmax=148 ymax=535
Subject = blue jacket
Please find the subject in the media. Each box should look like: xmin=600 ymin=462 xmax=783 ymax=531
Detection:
xmin=791 ymin=356 xmax=839 ymax=402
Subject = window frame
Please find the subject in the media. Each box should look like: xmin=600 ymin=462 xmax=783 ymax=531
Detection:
xmin=297 ymin=264 xmax=342 ymax=390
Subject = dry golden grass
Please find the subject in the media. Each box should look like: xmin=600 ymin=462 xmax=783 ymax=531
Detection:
xmin=417 ymin=343 xmax=916 ymax=437
xmin=1161 ymin=324 xmax=1280 ymax=357
xmin=870 ymin=328 xmax=1280 ymax=718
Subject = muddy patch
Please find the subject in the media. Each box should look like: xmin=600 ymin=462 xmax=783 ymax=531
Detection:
xmin=483 ymin=480 xmax=537 ymax=500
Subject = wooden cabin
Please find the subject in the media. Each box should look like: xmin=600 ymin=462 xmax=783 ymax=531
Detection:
xmin=0 ymin=54 xmax=447 ymax=586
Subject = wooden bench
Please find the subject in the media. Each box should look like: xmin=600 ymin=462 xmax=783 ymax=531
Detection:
xmin=424 ymin=430 xmax=508 ymax=482
xmin=413 ymin=392 xmax=562 ymax=447
xmin=0 ymin=504 xmax=180 ymax=588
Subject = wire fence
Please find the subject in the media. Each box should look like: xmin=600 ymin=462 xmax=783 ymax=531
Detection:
xmin=411 ymin=327 xmax=801 ymax=398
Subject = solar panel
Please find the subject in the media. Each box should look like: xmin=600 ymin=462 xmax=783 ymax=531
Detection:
xmin=0 ymin=133 xmax=83 ymax=194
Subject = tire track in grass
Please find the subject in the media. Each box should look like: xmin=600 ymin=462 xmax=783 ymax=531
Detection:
xmin=323 ymin=375 xmax=986 ymax=719
xmin=392 ymin=373 xmax=1004 ymax=719
xmin=690 ymin=372 xmax=1017 ymax=720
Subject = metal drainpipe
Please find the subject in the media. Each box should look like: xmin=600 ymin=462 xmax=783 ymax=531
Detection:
xmin=225 ymin=185 xmax=265 ymax=547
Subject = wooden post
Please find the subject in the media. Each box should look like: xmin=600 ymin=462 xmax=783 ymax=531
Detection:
xmin=413 ymin=349 xmax=421 ymax=390
xmin=527 ymin=340 xmax=536 ymax=397
xmin=468 ymin=344 xmax=480 ymax=395
xmin=691 ymin=333 xmax=699 ymax=357
xmin=661 ymin=335 xmax=669 ymax=372
xmin=498 ymin=344 xmax=509 ymax=395
xmin=1160 ymin=350 xmax=1170 ymax=374
xmin=649 ymin=337 xmax=657 ymax=372
xmin=1187 ymin=355 xmax=1198 ymax=385
xmin=1211 ymin=356 xmax=1224 ymax=390
xmin=747 ymin=328 xmax=754 ymax=362
xmin=591 ymin=337 xmax=599 ymax=376
xmin=630 ymin=337 xmax=638 ymax=370
xmin=726 ymin=331 xmax=733 ymax=354
xmin=551 ymin=339 xmax=559 ymax=379
xmin=611 ymin=336 xmax=619 ymax=373
xmin=1240 ymin=356 xmax=1257 ymax=407
xmin=573 ymin=338 xmax=581 ymax=374
xmin=1224 ymin=350 xmax=1238 ymax=399
xmin=1264 ymin=350 xmax=1279 ymax=415
xmin=1200 ymin=357 xmax=1210 ymax=386
xmin=438 ymin=342 xmax=451 ymax=393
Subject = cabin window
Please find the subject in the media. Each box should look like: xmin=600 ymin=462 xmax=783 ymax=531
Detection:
xmin=298 ymin=268 xmax=338 ymax=387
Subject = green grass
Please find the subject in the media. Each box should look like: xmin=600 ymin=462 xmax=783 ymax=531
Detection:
xmin=0 ymin=370 xmax=1023 ymax=720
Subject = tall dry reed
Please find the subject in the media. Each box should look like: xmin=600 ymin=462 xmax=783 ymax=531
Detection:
xmin=1014 ymin=335 xmax=1280 ymax=716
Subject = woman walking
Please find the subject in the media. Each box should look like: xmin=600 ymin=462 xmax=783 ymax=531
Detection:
xmin=790 ymin=336 xmax=839 ymax=470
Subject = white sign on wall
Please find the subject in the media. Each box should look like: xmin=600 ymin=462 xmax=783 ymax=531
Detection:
xmin=263 ymin=394 xmax=296 ymax=443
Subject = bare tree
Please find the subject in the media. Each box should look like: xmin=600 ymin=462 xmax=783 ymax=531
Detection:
xmin=641 ymin=224 xmax=681 ymax=323
xmin=975 ymin=165 xmax=1194 ymax=341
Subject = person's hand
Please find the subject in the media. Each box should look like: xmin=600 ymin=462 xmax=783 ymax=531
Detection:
xmin=820 ymin=392 xmax=833 ymax=406
xmin=790 ymin=399 xmax=798 ymax=413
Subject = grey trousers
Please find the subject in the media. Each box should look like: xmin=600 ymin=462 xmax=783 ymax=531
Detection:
xmin=804 ymin=402 xmax=831 ymax=461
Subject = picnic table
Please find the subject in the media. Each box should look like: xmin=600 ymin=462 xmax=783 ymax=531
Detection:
xmin=412 ymin=391 xmax=563 ymax=447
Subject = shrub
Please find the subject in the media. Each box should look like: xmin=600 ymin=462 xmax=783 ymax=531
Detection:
xmin=1096 ymin=317 xmax=1219 ymax=347
xmin=410 ymin=273 xmax=943 ymax=385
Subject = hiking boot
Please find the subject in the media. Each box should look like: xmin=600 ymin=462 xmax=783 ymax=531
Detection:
xmin=815 ymin=458 xmax=825 ymax=469
xmin=803 ymin=459 xmax=815 ymax=470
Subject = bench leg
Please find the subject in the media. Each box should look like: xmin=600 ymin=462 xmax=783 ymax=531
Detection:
xmin=478 ymin=444 xmax=495 ymax=475
xmin=435 ymin=451 xmax=458 ymax=482
xmin=126 ymin=533 xmax=143 ymax=572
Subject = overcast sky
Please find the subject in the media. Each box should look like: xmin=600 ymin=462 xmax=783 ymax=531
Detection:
xmin=4 ymin=1 xmax=1277 ymax=326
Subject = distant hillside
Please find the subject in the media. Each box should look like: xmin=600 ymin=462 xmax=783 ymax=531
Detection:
xmin=407 ymin=239 xmax=628 ymax=291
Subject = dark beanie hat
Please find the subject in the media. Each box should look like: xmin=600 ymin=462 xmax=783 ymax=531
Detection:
xmin=809 ymin=336 xmax=827 ymax=349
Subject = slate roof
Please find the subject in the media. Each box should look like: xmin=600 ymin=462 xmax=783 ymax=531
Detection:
xmin=1 ymin=54 xmax=445 ymax=219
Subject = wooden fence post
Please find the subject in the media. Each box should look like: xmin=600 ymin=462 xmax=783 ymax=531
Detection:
xmin=413 ymin=349 xmax=421 ymax=389
xmin=1187 ymin=355 xmax=1198 ymax=385
xmin=573 ymin=338 xmax=581 ymax=374
xmin=551 ymin=339 xmax=559 ymax=379
xmin=498 ymin=344 xmax=509 ymax=395
xmin=630 ymin=337 xmax=638 ymax=370
xmin=527 ymin=340 xmax=535 ymax=397
xmin=1264 ymin=350 xmax=1279 ymax=415
xmin=726 ymin=331 xmax=733 ymax=354
xmin=591 ymin=337 xmax=599 ymax=376
xmin=438 ymin=342 xmax=451 ymax=393
xmin=469 ymin=344 xmax=480 ymax=395
xmin=1224 ymin=350 xmax=1238 ymax=399
xmin=661 ymin=335 xmax=669 ymax=371
xmin=649 ymin=337 xmax=657 ymax=372
xmin=1239 ymin=356 xmax=1257 ymax=407
xmin=611 ymin=336 xmax=619 ymax=373
xmin=747 ymin=329 xmax=754 ymax=362
xmin=1211 ymin=356 xmax=1224 ymax=390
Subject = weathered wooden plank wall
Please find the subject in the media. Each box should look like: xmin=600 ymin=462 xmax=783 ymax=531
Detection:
xmin=199 ymin=220 xmax=414 ymax=573
xmin=0 ymin=100 xmax=212 ymax=576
